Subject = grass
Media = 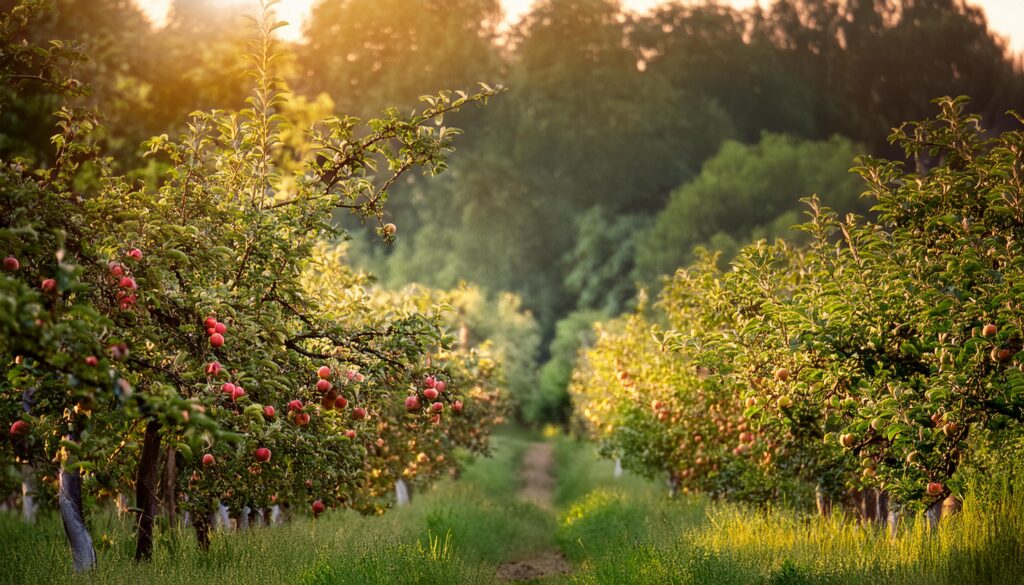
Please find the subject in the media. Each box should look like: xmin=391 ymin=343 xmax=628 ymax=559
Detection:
xmin=547 ymin=436 xmax=1024 ymax=585
xmin=1 ymin=429 xmax=1021 ymax=584
xmin=0 ymin=429 xmax=549 ymax=585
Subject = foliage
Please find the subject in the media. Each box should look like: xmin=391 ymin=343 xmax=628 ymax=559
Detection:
xmin=574 ymin=98 xmax=1024 ymax=513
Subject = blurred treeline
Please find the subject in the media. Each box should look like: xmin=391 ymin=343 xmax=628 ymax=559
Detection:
xmin=3 ymin=0 xmax=1022 ymax=424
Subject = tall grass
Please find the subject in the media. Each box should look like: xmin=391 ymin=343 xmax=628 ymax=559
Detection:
xmin=550 ymin=436 xmax=1024 ymax=585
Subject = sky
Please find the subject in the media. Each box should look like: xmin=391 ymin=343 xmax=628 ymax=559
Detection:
xmin=135 ymin=0 xmax=1024 ymax=54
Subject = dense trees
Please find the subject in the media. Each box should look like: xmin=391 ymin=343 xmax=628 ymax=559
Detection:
xmin=573 ymin=99 xmax=1024 ymax=523
xmin=1 ymin=1 xmax=507 ymax=569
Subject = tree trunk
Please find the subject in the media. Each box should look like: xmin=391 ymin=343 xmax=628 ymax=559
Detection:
xmin=459 ymin=320 xmax=470 ymax=350
xmin=613 ymin=458 xmax=623 ymax=479
xmin=925 ymin=498 xmax=943 ymax=531
xmin=161 ymin=445 xmax=177 ymax=527
xmin=238 ymin=508 xmax=249 ymax=530
xmin=134 ymin=420 xmax=163 ymax=562
xmin=877 ymin=491 xmax=890 ymax=529
xmin=193 ymin=509 xmax=211 ymax=551
xmin=395 ymin=478 xmax=411 ymax=506
xmin=58 ymin=429 xmax=97 ymax=572
xmin=941 ymin=494 xmax=962 ymax=519
xmin=667 ymin=473 xmax=680 ymax=498
xmin=887 ymin=502 xmax=900 ymax=538
xmin=815 ymin=483 xmax=832 ymax=518
xmin=21 ymin=465 xmax=36 ymax=523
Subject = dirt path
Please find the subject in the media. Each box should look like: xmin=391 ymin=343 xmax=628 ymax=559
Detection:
xmin=496 ymin=442 xmax=573 ymax=582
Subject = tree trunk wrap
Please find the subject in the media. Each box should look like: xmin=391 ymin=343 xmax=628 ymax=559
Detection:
xmin=21 ymin=466 xmax=36 ymax=523
xmin=58 ymin=426 xmax=97 ymax=572
xmin=815 ymin=483 xmax=832 ymax=518
xmin=395 ymin=478 xmax=411 ymax=506
xmin=134 ymin=420 xmax=163 ymax=562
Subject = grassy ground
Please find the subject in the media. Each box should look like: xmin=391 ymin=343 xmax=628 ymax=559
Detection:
xmin=1 ymin=430 xmax=1021 ymax=584
xmin=547 ymin=438 xmax=1024 ymax=585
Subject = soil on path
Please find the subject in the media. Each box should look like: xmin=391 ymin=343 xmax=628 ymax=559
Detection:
xmin=496 ymin=442 xmax=573 ymax=582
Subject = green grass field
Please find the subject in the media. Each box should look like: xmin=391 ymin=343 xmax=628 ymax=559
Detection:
xmin=1 ymin=429 xmax=1021 ymax=584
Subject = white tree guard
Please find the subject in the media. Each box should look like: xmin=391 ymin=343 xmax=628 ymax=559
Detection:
xmin=395 ymin=478 xmax=411 ymax=506
xmin=613 ymin=458 xmax=623 ymax=478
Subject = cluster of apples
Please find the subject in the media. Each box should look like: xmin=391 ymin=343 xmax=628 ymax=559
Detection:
xmin=4 ymin=254 xmax=58 ymax=297
xmin=405 ymin=375 xmax=462 ymax=424
xmin=109 ymin=248 xmax=143 ymax=310
xmin=203 ymin=315 xmax=228 ymax=347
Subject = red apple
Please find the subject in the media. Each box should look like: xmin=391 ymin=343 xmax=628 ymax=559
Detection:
xmin=254 ymin=447 xmax=271 ymax=462
xmin=288 ymin=399 xmax=303 ymax=412
xmin=84 ymin=355 xmax=98 ymax=367
xmin=127 ymin=248 xmax=143 ymax=261
xmin=992 ymin=347 xmax=1012 ymax=362
xmin=354 ymin=373 xmax=364 ymax=383
xmin=209 ymin=333 xmax=224 ymax=347
xmin=334 ymin=396 xmax=348 ymax=409
xmin=434 ymin=381 xmax=446 ymax=393
xmin=351 ymin=407 xmax=366 ymax=420
xmin=430 ymin=402 xmax=443 ymax=413
xmin=982 ymin=323 xmax=998 ymax=337
xmin=311 ymin=500 xmax=325 ymax=516
xmin=430 ymin=414 xmax=441 ymax=425
xmin=295 ymin=413 xmax=310 ymax=426
xmin=118 ymin=276 xmax=137 ymax=290
xmin=3 ymin=256 xmax=19 ymax=271
xmin=927 ymin=482 xmax=944 ymax=497
xmin=231 ymin=387 xmax=245 ymax=401
xmin=316 ymin=379 xmax=332 ymax=393
xmin=344 ymin=430 xmax=356 ymax=439
xmin=40 ymin=278 xmax=57 ymax=293
xmin=774 ymin=368 xmax=790 ymax=382
xmin=222 ymin=382 xmax=236 ymax=395
xmin=9 ymin=420 xmax=29 ymax=437
xmin=263 ymin=405 xmax=276 ymax=418
xmin=202 ymin=453 xmax=215 ymax=467
xmin=204 ymin=317 xmax=217 ymax=329
xmin=205 ymin=361 xmax=222 ymax=376
xmin=108 ymin=343 xmax=129 ymax=361
xmin=424 ymin=376 xmax=436 ymax=388
xmin=423 ymin=387 xmax=439 ymax=400
xmin=405 ymin=395 xmax=421 ymax=411
xmin=214 ymin=322 xmax=227 ymax=334
xmin=108 ymin=261 xmax=124 ymax=277
xmin=943 ymin=421 xmax=959 ymax=436
xmin=452 ymin=400 xmax=463 ymax=413
xmin=347 ymin=370 xmax=357 ymax=380
xmin=317 ymin=366 xmax=331 ymax=379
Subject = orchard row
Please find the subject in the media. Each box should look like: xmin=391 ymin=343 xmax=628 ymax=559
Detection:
xmin=0 ymin=4 xmax=504 ymax=571
xmin=572 ymin=98 xmax=1024 ymax=523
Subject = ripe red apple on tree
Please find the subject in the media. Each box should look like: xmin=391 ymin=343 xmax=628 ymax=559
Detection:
xmin=231 ymin=387 xmax=245 ymax=401
xmin=774 ymin=367 xmax=790 ymax=382
xmin=452 ymin=400 xmax=463 ymax=413
xmin=424 ymin=375 xmax=436 ymax=388
xmin=209 ymin=333 xmax=225 ymax=347
xmin=295 ymin=413 xmax=310 ymax=426
xmin=405 ymin=395 xmax=421 ymax=411
xmin=263 ymin=405 xmax=276 ymax=418
xmin=317 ymin=366 xmax=331 ymax=379
xmin=982 ymin=323 xmax=998 ymax=337
xmin=202 ymin=454 xmax=215 ymax=467
xmin=434 ymin=381 xmax=446 ymax=393
xmin=3 ymin=256 xmax=20 ymax=271
xmin=9 ymin=420 xmax=29 ymax=437
xmin=430 ymin=414 xmax=441 ymax=425
xmin=991 ymin=347 xmax=1012 ymax=362
xmin=84 ymin=356 xmax=98 ymax=367
xmin=205 ymin=361 xmax=222 ymax=377
xmin=204 ymin=317 xmax=217 ymax=329
xmin=40 ymin=278 xmax=57 ymax=293
xmin=352 ymin=407 xmax=367 ymax=420
xmin=423 ymin=387 xmax=438 ymax=401
xmin=118 ymin=276 xmax=137 ymax=290
xmin=344 ymin=430 xmax=356 ymax=439
xmin=222 ymin=382 xmax=236 ymax=395
xmin=316 ymin=379 xmax=332 ymax=393
xmin=927 ymin=481 xmax=944 ymax=496
xmin=127 ymin=248 xmax=143 ymax=261
xmin=430 ymin=402 xmax=444 ymax=413
xmin=288 ymin=400 xmax=303 ymax=412
xmin=312 ymin=500 xmax=325 ymax=516
xmin=254 ymin=447 xmax=272 ymax=462
xmin=334 ymin=396 xmax=348 ymax=409
xmin=214 ymin=322 xmax=227 ymax=334
xmin=108 ymin=343 xmax=129 ymax=361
